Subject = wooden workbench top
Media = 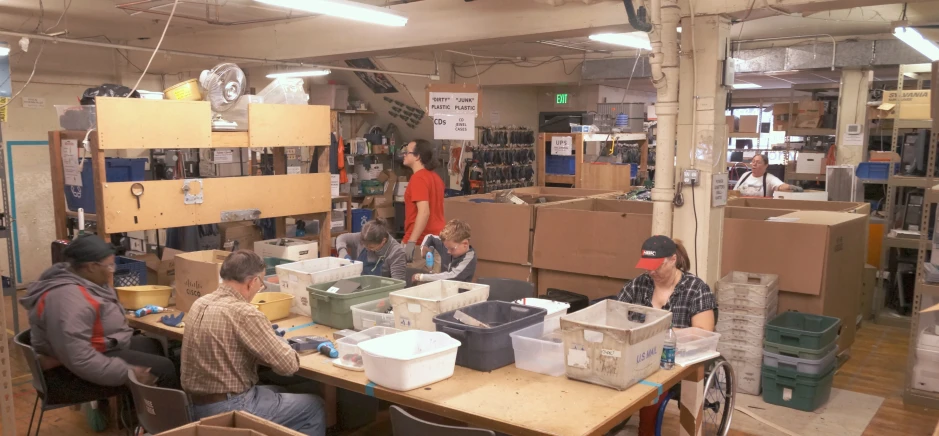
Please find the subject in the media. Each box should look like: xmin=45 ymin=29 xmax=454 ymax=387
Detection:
xmin=128 ymin=311 xmax=698 ymax=436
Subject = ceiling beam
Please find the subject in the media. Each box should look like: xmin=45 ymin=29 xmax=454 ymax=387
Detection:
xmin=149 ymin=0 xmax=635 ymax=62
xmin=683 ymin=0 xmax=936 ymax=19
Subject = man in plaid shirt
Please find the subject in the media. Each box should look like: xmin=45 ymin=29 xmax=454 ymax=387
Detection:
xmin=181 ymin=250 xmax=325 ymax=436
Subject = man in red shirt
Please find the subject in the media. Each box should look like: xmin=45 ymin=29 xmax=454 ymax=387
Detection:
xmin=401 ymin=139 xmax=445 ymax=261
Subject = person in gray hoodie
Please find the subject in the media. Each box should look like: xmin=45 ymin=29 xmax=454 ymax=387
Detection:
xmin=335 ymin=218 xmax=407 ymax=281
xmin=20 ymin=235 xmax=178 ymax=403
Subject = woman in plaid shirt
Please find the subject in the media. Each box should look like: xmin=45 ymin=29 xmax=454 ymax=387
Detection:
xmin=617 ymin=235 xmax=717 ymax=436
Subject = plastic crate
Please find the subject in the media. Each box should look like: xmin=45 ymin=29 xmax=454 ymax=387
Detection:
xmin=114 ymin=256 xmax=147 ymax=287
xmin=727 ymin=355 xmax=763 ymax=395
xmin=116 ymin=285 xmax=171 ymax=310
xmin=510 ymin=318 xmax=565 ymax=377
xmin=763 ymin=344 xmax=838 ymax=375
xmin=65 ymin=157 xmax=147 ymax=214
xmin=351 ymin=297 xmax=395 ymax=331
xmin=545 ymin=155 xmax=575 ymax=175
xmin=761 ymin=363 xmax=835 ymax=412
xmin=358 ymin=330 xmax=460 ymax=391
xmin=513 ymin=298 xmax=569 ymax=323
xmin=543 ymin=288 xmax=590 ymax=313
xmin=715 ymin=310 xmax=776 ymax=341
xmin=250 ymin=292 xmax=294 ymax=321
xmin=913 ymin=362 xmax=939 ymax=393
xmin=675 ymin=327 xmax=721 ymax=366
xmin=855 ymin=162 xmax=899 ymax=181
xmin=307 ymin=276 xmax=406 ymax=329
xmin=560 ymin=300 xmax=673 ymax=390
xmin=389 ymin=281 xmax=490 ymax=331
xmin=765 ymin=312 xmax=841 ymax=350
xmin=717 ymin=342 xmax=763 ymax=362
xmin=275 ymin=257 xmax=364 ymax=317
xmin=763 ymin=338 xmax=837 ymax=361
xmin=351 ymin=209 xmax=374 ymax=233
xmin=433 ymin=301 xmax=547 ymax=371
xmin=361 ymin=180 xmax=384 ymax=195
xmin=333 ymin=326 xmax=401 ymax=371
xmin=264 ymin=257 xmax=293 ymax=276
xmin=716 ymin=271 xmax=779 ymax=312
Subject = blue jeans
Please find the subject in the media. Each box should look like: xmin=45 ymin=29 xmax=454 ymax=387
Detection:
xmin=191 ymin=385 xmax=326 ymax=436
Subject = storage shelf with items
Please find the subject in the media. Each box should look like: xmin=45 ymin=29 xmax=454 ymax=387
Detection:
xmin=464 ymin=126 xmax=535 ymax=194
xmin=536 ymin=132 xmax=649 ymax=191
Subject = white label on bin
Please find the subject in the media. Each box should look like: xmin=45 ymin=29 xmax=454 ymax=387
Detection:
xmin=363 ymin=318 xmax=376 ymax=329
xmin=289 ymin=274 xmax=299 ymax=283
xmin=782 ymin=387 xmax=793 ymax=401
xmin=62 ymin=139 xmax=82 ymax=186
xmin=326 ymin=286 xmax=340 ymax=294
xmin=600 ymin=349 xmax=622 ymax=358
xmin=583 ymin=330 xmax=604 ymax=343
xmin=568 ymin=348 xmax=589 ymax=369
xmin=407 ymin=303 xmax=422 ymax=314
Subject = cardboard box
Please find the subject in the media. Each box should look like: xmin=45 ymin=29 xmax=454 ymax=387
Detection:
xmin=536 ymin=269 xmax=625 ymax=301
xmin=773 ymin=104 xmax=792 ymax=131
xmin=174 ymin=250 xmax=229 ymax=312
xmin=218 ymin=222 xmax=263 ymax=252
xmin=738 ymin=115 xmax=759 ymax=133
xmin=254 ymin=238 xmax=318 ymax=261
xmin=158 ymin=411 xmax=305 ymax=436
xmin=129 ymin=248 xmax=183 ymax=288
xmin=726 ymin=197 xmax=870 ymax=214
xmin=881 ymin=89 xmax=932 ymax=120
xmin=532 ymin=199 xmax=652 ymax=280
xmin=501 ymin=187 xmax=623 ymax=198
xmin=870 ymin=151 xmax=901 ymax=162
xmin=771 ymin=190 xmax=829 ymax=201
xmin=796 ymin=152 xmax=825 ymax=174
xmin=793 ymin=101 xmax=825 ymax=129
xmin=860 ymin=264 xmax=876 ymax=320
xmin=726 ymin=115 xmax=737 ymax=133
xmin=363 ymin=170 xmax=397 ymax=211
xmin=476 ymin=260 xmax=535 ymax=285
xmin=721 ymin=208 xmax=867 ymax=351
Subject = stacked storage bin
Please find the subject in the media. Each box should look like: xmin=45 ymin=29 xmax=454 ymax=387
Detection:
xmin=913 ymin=295 xmax=939 ymax=393
xmin=761 ymin=312 xmax=841 ymax=411
xmin=715 ymin=271 xmax=779 ymax=395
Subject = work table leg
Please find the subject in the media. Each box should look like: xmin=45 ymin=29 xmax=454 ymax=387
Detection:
xmin=679 ymin=365 xmax=705 ymax=436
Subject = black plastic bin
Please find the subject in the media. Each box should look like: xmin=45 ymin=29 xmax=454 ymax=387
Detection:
xmin=544 ymin=288 xmax=590 ymax=313
xmin=433 ymin=301 xmax=547 ymax=371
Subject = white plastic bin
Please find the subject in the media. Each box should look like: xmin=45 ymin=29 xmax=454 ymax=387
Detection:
xmin=763 ymin=345 xmax=838 ymax=375
xmin=716 ymin=271 xmax=779 ymax=309
xmin=916 ymin=344 xmax=939 ymax=366
xmin=275 ymin=257 xmax=363 ymax=317
xmin=358 ymin=330 xmax=461 ymax=391
xmin=510 ymin=317 xmax=565 ymax=377
xmin=514 ymin=298 xmax=570 ymax=323
xmin=351 ymin=298 xmax=396 ymax=331
xmin=389 ymin=281 xmax=490 ymax=331
xmin=675 ymin=327 xmax=721 ymax=366
xmin=920 ymin=328 xmax=939 ymax=349
xmin=913 ymin=363 xmax=939 ymax=393
xmin=715 ymin=310 xmax=776 ymax=339
xmin=717 ymin=342 xmax=763 ymax=362
xmin=559 ymin=300 xmax=672 ymax=390
xmin=726 ymin=355 xmax=763 ymax=395
xmin=333 ymin=326 xmax=400 ymax=371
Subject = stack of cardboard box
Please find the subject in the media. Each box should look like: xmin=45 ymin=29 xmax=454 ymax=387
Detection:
xmin=361 ymin=169 xmax=397 ymax=223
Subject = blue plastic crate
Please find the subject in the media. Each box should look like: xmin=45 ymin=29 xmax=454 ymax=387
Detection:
xmin=351 ymin=208 xmax=374 ymax=232
xmin=114 ymin=256 xmax=147 ymax=287
xmin=545 ymin=155 xmax=575 ymax=175
xmin=855 ymin=162 xmax=898 ymax=181
xmin=65 ymin=157 xmax=147 ymax=214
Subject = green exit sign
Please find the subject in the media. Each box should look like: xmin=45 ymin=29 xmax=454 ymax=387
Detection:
xmin=556 ymin=93 xmax=568 ymax=104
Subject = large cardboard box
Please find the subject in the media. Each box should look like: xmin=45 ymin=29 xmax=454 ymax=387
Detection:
xmin=476 ymin=260 xmax=535 ymax=285
xmin=536 ymin=269 xmax=626 ymax=301
xmin=738 ymin=115 xmax=759 ymax=133
xmin=793 ymin=101 xmax=825 ymax=129
xmin=726 ymin=197 xmax=870 ymax=215
xmin=496 ymin=186 xmax=623 ymax=198
xmin=881 ymin=89 xmax=932 ymax=120
xmin=254 ymin=238 xmax=318 ymax=261
xmin=722 ymin=208 xmax=867 ymax=351
xmin=174 ymin=250 xmax=229 ymax=312
xmin=532 ymin=199 xmax=652 ymax=280
xmin=129 ymin=248 xmax=183 ymax=288
xmin=773 ymin=103 xmax=792 ymax=131
xmin=158 ymin=411 xmax=305 ymax=435
xmin=218 ymin=222 xmax=263 ymax=252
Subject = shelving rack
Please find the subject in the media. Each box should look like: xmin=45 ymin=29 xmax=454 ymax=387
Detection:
xmin=536 ymin=132 xmax=649 ymax=189
xmin=874 ymin=63 xmax=936 ymax=328
xmin=778 ymin=83 xmax=839 ymax=182
xmin=905 ymin=179 xmax=939 ymax=409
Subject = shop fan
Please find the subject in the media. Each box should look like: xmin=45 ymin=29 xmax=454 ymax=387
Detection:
xmin=199 ymin=62 xmax=246 ymax=130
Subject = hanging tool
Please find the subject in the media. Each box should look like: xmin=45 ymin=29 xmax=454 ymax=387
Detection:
xmin=130 ymin=183 xmax=145 ymax=209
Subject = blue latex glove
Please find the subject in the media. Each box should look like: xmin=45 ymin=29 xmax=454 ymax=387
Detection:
xmin=790 ymin=185 xmax=805 ymax=193
xmin=344 ymin=255 xmax=351 ymax=260
xmin=159 ymin=312 xmax=185 ymax=327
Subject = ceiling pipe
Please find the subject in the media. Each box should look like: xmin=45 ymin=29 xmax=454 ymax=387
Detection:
xmin=0 ymin=29 xmax=441 ymax=80
xmin=622 ymin=0 xmax=652 ymax=32
xmin=646 ymin=0 xmax=680 ymax=237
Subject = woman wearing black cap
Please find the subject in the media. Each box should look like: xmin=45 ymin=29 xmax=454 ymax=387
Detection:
xmin=20 ymin=235 xmax=179 ymax=401
xmin=618 ymin=235 xmax=717 ymax=436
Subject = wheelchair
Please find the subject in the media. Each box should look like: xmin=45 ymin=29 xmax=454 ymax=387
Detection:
xmin=653 ymin=355 xmax=736 ymax=436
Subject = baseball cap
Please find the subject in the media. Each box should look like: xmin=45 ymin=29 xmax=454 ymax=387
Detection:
xmin=635 ymin=235 xmax=677 ymax=271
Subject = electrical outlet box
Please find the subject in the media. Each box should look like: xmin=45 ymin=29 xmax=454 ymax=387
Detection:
xmin=683 ymin=169 xmax=701 ymax=186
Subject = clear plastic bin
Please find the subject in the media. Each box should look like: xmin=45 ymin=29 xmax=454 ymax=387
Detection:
xmin=389 ymin=281 xmax=490 ymax=331
xmin=351 ymin=297 xmax=395 ymax=331
xmin=510 ymin=318 xmax=565 ymax=377
xmin=257 ymin=78 xmax=308 ymax=105
xmin=275 ymin=257 xmax=363 ymax=317
xmin=263 ymin=275 xmax=280 ymax=293
xmin=763 ymin=345 xmax=838 ymax=375
xmin=674 ymin=327 xmax=721 ymax=366
xmin=358 ymin=330 xmax=460 ymax=391
xmin=513 ymin=298 xmax=570 ymax=322
xmin=55 ymin=105 xmax=97 ymax=131
xmin=333 ymin=326 xmax=401 ymax=371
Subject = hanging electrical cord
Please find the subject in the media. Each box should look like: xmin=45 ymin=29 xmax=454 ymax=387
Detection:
xmin=44 ymin=0 xmax=72 ymax=34
xmin=127 ymin=0 xmax=180 ymax=96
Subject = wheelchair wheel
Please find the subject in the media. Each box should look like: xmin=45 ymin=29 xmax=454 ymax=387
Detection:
xmin=702 ymin=357 xmax=735 ymax=436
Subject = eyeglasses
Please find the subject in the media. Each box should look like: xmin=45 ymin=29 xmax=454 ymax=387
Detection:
xmin=254 ymin=275 xmax=267 ymax=292
xmin=399 ymin=150 xmax=418 ymax=156
xmin=96 ymin=262 xmax=116 ymax=272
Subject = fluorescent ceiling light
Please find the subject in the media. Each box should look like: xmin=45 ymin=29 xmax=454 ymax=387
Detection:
xmin=266 ymin=69 xmax=331 ymax=79
xmin=733 ymin=83 xmax=761 ymax=89
xmin=255 ymin=0 xmax=407 ymax=27
xmin=894 ymin=27 xmax=939 ymax=61
xmin=588 ymin=32 xmax=651 ymax=50
xmin=0 ymin=46 xmax=9 ymax=56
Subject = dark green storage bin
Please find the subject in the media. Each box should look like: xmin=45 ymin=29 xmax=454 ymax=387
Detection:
xmin=307 ymin=276 xmax=405 ymax=329
xmin=763 ymin=338 xmax=836 ymax=361
xmin=761 ymin=363 xmax=835 ymax=412
xmin=264 ymin=257 xmax=293 ymax=276
xmin=765 ymin=312 xmax=840 ymax=350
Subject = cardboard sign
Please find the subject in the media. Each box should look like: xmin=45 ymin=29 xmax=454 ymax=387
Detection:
xmin=429 ymin=92 xmax=479 ymax=116
xmin=551 ymin=136 xmax=573 ymax=156
xmin=433 ymin=114 xmax=475 ymax=140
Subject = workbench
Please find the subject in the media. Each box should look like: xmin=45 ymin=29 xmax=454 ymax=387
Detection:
xmin=128 ymin=309 xmax=708 ymax=436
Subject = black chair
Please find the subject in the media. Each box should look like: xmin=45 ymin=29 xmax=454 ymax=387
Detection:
xmin=390 ymin=406 xmax=495 ymax=436
xmin=126 ymin=369 xmax=193 ymax=434
xmin=13 ymin=329 xmax=117 ymax=436
xmin=478 ymin=278 xmax=535 ymax=302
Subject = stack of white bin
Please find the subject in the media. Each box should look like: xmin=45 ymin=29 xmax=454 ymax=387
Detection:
xmin=715 ymin=271 xmax=779 ymax=395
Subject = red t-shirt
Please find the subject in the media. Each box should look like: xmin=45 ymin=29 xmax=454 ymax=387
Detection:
xmin=403 ymin=168 xmax=446 ymax=243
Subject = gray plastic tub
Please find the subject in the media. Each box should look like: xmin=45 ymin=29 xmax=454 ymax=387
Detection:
xmin=763 ymin=338 xmax=837 ymax=361
xmin=763 ymin=345 xmax=838 ymax=375
xmin=433 ymin=301 xmax=547 ymax=371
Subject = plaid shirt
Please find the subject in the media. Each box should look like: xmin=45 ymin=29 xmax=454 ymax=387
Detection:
xmin=616 ymin=271 xmax=717 ymax=329
xmin=181 ymin=285 xmax=299 ymax=395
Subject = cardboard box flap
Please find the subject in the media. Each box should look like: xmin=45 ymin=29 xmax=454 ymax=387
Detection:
xmin=724 ymin=207 xmax=797 ymax=220
xmin=727 ymin=198 xmax=870 ymax=214
xmin=776 ymin=210 xmax=867 ymax=226
xmin=501 ymin=187 xmax=621 ymax=198
xmin=198 ymin=412 xmax=306 ymax=436
xmin=444 ymin=196 xmax=534 ymax=265
xmin=922 ymin=302 xmax=939 ymax=313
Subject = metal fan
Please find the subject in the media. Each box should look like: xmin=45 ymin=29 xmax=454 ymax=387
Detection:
xmin=199 ymin=62 xmax=246 ymax=113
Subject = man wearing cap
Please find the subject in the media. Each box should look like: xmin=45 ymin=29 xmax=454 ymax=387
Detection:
xmin=20 ymin=235 xmax=179 ymax=402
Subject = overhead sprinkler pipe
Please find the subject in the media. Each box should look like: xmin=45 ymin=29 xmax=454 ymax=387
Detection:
xmin=647 ymin=0 xmax=681 ymax=236
xmin=622 ymin=0 xmax=653 ymax=33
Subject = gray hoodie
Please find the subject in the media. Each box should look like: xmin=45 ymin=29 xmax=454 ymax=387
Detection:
xmin=20 ymin=263 xmax=134 ymax=386
xmin=335 ymin=232 xmax=407 ymax=281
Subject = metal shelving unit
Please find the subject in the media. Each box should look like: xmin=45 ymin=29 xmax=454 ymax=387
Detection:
xmin=905 ymin=176 xmax=939 ymax=409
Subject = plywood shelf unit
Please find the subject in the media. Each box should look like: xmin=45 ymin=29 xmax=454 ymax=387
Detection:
xmin=50 ymin=97 xmax=334 ymax=257
xmin=536 ymin=132 xmax=648 ymax=191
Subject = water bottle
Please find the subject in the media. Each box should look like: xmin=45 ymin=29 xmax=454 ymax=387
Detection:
xmin=661 ymin=324 xmax=676 ymax=370
xmin=425 ymin=251 xmax=434 ymax=272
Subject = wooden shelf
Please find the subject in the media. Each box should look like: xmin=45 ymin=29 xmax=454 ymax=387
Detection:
xmin=896 ymin=119 xmax=932 ymax=129
xmin=917 ymin=281 xmax=939 ymax=297
xmin=889 ymin=175 xmax=938 ymax=188
xmin=786 ymin=172 xmax=826 ymax=182
xmin=544 ymin=174 xmax=575 ymax=185
xmin=728 ymin=132 xmax=760 ymax=138
xmin=883 ymin=236 xmax=925 ymax=250
xmin=787 ymin=128 xmax=836 ymax=136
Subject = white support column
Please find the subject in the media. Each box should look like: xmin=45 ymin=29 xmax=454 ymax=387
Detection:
xmin=836 ymin=69 xmax=873 ymax=166
xmin=673 ymin=15 xmax=730 ymax=287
